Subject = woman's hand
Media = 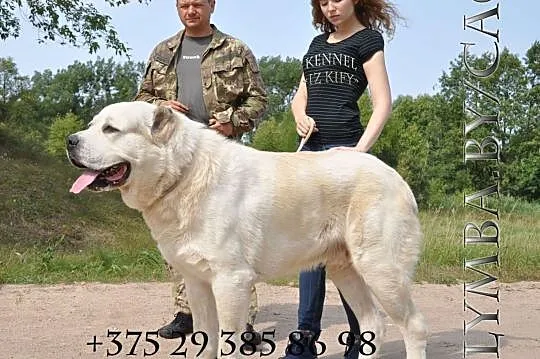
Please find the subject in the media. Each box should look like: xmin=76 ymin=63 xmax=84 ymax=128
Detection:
xmin=295 ymin=115 xmax=318 ymax=137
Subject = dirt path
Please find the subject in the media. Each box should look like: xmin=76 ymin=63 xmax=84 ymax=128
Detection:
xmin=1 ymin=281 xmax=538 ymax=359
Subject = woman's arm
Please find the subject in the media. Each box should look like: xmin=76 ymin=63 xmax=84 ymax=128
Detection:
xmin=292 ymin=74 xmax=318 ymax=137
xmin=355 ymin=50 xmax=392 ymax=152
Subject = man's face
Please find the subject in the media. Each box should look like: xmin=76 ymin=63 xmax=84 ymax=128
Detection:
xmin=176 ymin=0 xmax=214 ymax=30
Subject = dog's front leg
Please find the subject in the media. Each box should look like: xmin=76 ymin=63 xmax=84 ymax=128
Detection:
xmin=183 ymin=275 xmax=219 ymax=359
xmin=212 ymin=272 xmax=254 ymax=359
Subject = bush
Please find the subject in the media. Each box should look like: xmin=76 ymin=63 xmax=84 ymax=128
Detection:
xmin=251 ymin=111 xmax=297 ymax=152
xmin=46 ymin=112 xmax=83 ymax=157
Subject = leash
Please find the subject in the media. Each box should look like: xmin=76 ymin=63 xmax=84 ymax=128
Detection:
xmin=296 ymin=122 xmax=314 ymax=152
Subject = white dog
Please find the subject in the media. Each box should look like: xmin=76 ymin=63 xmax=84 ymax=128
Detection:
xmin=67 ymin=101 xmax=427 ymax=359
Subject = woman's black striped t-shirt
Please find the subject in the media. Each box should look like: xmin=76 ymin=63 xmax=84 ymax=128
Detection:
xmin=302 ymin=28 xmax=384 ymax=146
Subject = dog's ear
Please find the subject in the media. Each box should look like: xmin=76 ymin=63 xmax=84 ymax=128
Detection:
xmin=151 ymin=106 xmax=177 ymax=144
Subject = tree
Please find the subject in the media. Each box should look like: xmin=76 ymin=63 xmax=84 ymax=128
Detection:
xmin=525 ymin=40 xmax=539 ymax=87
xmin=0 ymin=57 xmax=30 ymax=104
xmin=23 ymin=58 xmax=144 ymax=127
xmin=1 ymin=57 xmax=18 ymax=105
xmin=438 ymin=46 xmax=539 ymax=201
xmin=501 ymin=41 xmax=540 ymax=200
xmin=1 ymin=0 xmax=151 ymax=56
xmin=0 ymin=57 xmax=31 ymax=121
xmin=383 ymin=93 xmax=456 ymax=202
xmin=1 ymin=57 xmax=144 ymax=136
xmin=258 ymin=56 xmax=302 ymax=118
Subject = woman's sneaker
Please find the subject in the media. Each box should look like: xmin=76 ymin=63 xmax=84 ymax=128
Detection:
xmin=281 ymin=329 xmax=319 ymax=359
xmin=343 ymin=334 xmax=362 ymax=359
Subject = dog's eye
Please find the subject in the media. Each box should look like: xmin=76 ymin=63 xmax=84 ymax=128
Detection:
xmin=103 ymin=125 xmax=120 ymax=134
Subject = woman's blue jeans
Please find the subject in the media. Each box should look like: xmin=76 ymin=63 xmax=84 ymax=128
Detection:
xmin=296 ymin=142 xmax=361 ymax=337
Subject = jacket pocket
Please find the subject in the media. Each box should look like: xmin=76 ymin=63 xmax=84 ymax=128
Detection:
xmin=211 ymin=57 xmax=244 ymax=102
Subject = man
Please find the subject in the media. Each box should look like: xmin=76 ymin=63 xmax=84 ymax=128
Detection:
xmin=134 ymin=0 xmax=267 ymax=342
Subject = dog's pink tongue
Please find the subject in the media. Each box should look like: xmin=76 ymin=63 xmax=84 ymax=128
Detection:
xmin=70 ymin=171 xmax=100 ymax=194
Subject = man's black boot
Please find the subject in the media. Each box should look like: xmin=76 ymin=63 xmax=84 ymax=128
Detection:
xmin=244 ymin=323 xmax=262 ymax=346
xmin=157 ymin=312 xmax=194 ymax=339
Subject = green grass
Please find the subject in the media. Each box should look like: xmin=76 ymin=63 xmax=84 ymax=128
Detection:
xmin=416 ymin=199 xmax=540 ymax=283
xmin=0 ymin=246 xmax=166 ymax=284
xmin=0 ymin=126 xmax=166 ymax=284
xmin=1 ymin=126 xmax=538 ymax=285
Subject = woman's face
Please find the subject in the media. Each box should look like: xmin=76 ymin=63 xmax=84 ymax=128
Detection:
xmin=319 ymin=0 xmax=359 ymax=28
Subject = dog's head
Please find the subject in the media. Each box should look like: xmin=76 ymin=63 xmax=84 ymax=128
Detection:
xmin=66 ymin=101 xmax=186 ymax=207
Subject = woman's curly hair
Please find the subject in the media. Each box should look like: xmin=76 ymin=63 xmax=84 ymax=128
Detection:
xmin=310 ymin=0 xmax=402 ymax=36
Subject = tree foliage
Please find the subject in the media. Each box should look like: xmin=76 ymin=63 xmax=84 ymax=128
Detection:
xmin=46 ymin=112 xmax=83 ymax=156
xmin=0 ymin=56 xmax=144 ymax=130
xmin=1 ymin=0 xmax=151 ymax=56
xmin=258 ymin=56 xmax=302 ymax=118
xmin=0 ymin=57 xmax=30 ymax=119
xmin=438 ymin=45 xmax=539 ymax=201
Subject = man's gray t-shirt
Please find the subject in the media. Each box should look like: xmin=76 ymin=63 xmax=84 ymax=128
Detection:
xmin=177 ymin=35 xmax=212 ymax=125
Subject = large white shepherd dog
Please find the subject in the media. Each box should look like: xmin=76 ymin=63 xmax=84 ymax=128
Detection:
xmin=66 ymin=101 xmax=427 ymax=359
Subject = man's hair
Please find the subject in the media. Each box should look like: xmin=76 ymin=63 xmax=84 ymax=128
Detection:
xmin=176 ymin=0 xmax=213 ymax=4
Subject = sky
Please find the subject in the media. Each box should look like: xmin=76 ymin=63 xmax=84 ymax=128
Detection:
xmin=1 ymin=1 xmax=538 ymax=99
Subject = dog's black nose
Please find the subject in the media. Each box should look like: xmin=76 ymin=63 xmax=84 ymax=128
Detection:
xmin=66 ymin=134 xmax=79 ymax=148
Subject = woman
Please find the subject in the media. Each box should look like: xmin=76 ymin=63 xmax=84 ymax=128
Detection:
xmin=283 ymin=1 xmax=400 ymax=358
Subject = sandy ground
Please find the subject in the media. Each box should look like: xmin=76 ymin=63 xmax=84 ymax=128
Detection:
xmin=1 ymin=281 xmax=538 ymax=359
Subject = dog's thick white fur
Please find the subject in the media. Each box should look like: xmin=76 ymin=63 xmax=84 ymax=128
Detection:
xmin=67 ymin=101 xmax=428 ymax=359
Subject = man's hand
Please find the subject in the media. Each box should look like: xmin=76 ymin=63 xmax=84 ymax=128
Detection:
xmin=209 ymin=118 xmax=234 ymax=137
xmin=161 ymin=100 xmax=190 ymax=113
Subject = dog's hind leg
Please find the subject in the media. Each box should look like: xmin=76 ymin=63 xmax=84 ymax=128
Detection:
xmin=350 ymin=247 xmax=428 ymax=359
xmin=345 ymin=192 xmax=428 ymax=359
xmin=329 ymin=265 xmax=384 ymax=358
xmin=184 ymin=276 xmax=219 ymax=359
xmin=212 ymin=271 xmax=255 ymax=359
xmin=355 ymin=258 xmax=427 ymax=359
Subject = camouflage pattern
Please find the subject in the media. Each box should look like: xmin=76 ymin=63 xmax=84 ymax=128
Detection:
xmin=172 ymin=276 xmax=259 ymax=325
xmin=134 ymin=25 xmax=268 ymax=137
